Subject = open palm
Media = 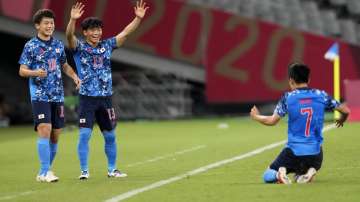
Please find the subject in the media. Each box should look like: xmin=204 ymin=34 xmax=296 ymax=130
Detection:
xmin=71 ymin=2 xmax=85 ymax=20
xmin=134 ymin=0 xmax=149 ymax=19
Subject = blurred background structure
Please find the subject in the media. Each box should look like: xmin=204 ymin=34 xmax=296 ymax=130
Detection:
xmin=0 ymin=0 xmax=360 ymax=125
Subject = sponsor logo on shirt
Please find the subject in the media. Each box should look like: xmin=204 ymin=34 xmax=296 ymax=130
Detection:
xmin=80 ymin=118 xmax=86 ymax=123
xmin=38 ymin=114 xmax=45 ymax=119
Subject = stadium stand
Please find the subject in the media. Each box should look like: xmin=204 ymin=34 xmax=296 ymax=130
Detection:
xmin=113 ymin=71 xmax=192 ymax=119
xmin=186 ymin=0 xmax=360 ymax=44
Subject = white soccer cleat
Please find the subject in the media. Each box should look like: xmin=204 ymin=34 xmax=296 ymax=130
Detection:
xmin=296 ymin=167 xmax=317 ymax=184
xmin=79 ymin=170 xmax=90 ymax=180
xmin=108 ymin=169 xmax=127 ymax=178
xmin=36 ymin=171 xmax=59 ymax=183
xmin=277 ymin=167 xmax=292 ymax=184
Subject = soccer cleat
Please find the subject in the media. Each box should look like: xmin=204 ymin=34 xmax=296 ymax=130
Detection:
xmin=108 ymin=169 xmax=127 ymax=178
xmin=277 ymin=167 xmax=292 ymax=184
xmin=36 ymin=171 xmax=59 ymax=183
xmin=296 ymin=167 xmax=317 ymax=184
xmin=79 ymin=170 xmax=90 ymax=180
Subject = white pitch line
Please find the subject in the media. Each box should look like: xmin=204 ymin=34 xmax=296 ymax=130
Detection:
xmin=105 ymin=124 xmax=336 ymax=202
xmin=0 ymin=191 xmax=35 ymax=201
xmin=126 ymin=145 xmax=207 ymax=167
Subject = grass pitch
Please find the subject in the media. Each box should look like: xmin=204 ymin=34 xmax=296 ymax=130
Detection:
xmin=0 ymin=118 xmax=359 ymax=202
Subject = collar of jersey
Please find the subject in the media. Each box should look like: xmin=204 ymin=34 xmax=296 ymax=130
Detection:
xmin=295 ymin=87 xmax=311 ymax=90
xmin=36 ymin=36 xmax=53 ymax=46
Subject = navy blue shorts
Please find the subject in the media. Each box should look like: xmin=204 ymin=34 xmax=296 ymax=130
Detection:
xmin=78 ymin=95 xmax=116 ymax=131
xmin=31 ymin=101 xmax=65 ymax=131
xmin=269 ymin=147 xmax=323 ymax=175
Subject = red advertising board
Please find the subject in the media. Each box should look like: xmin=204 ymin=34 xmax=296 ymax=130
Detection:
xmin=1 ymin=0 xmax=360 ymax=102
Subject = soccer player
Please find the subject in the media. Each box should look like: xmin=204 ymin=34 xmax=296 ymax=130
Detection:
xmin=250 ymin=63 xmax=350 ymax=184
xmin=19 ymin=9 xmax=81 ymax=182
xmin=65 ymin=1 xmax=149 ymax=179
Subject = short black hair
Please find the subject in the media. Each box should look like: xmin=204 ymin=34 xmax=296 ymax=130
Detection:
xmin=288 ymin=62 xmax=310 ymax=84
xmin=81 ymin=17 xmax=103 ymax=30
xmin=33 ymin=9 xmax=55 ymax=24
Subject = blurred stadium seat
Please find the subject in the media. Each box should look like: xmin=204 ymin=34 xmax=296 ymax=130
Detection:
xmin=185 ymin=0 xmax=360 ymax=44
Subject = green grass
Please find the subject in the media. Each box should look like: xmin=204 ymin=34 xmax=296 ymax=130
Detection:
xmin=0 ymin=118 xmax=359 ymax=202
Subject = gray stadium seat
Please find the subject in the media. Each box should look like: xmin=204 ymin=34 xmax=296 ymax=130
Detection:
xmin=339 ymin=19 xmax=357 ymax=44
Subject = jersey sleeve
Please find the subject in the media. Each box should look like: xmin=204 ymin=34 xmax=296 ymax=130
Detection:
xmin=59 ymin=44 xmax=67 ymax=66
xmin=74 ymin=39 xmax=83 ymax=52
xmin=105 ymin=37 xmax=118 ymax=51
xmin=274 ymin=93 xmax=288 ymax=117
xmin=322 ymin=91 xmax=340 ymax=110
xmin=18 ymin=43 xmax=32 ymax=67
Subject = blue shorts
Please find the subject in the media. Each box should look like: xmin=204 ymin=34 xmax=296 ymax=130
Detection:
xmin=31 ymin=101 xmax=65 ymax=131
xmin=78 ymin=95 xmax=116 ymax=131
xmin=269 ymin=147 xmax=323 ymax=175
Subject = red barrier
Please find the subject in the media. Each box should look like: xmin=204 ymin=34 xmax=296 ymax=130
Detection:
xmin=1 ymin=0 xmax=360 ymax=103
xmin=206 ymin=10 xmax=360 ymax=102
xmin=344 ymin=80 xmax=360 ymax=122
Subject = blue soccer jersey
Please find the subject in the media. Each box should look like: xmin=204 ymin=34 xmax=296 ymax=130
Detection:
xmin=19 ymin=37 xmax=66 ymax=102
xmin=73 ymin=37 xmax=118 ymax=97
xmin=274 ymin=88 xmax=340 ymax=156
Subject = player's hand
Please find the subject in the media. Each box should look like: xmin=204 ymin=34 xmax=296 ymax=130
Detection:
xmin=35 ymin=68 xmax=47 ymax=78
xmin=134 ymin=0 xmax=149 ymax=19
xmin=73 ymin=76 xmax=81 ymax=90
xmin=71 ymin=2 xmax=85 ymax=20
xmin=250 ymin=105 xmax=259 ymax=119
xmin=335 ymin=113 xmax=349 ymax=128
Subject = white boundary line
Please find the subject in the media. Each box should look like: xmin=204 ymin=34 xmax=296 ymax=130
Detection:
xmin=126 ymin=145 xmax=207 ymax=167
xmin=0 ymin=191 xmax=35 ymax=201
xmin=105 ymin=124 xmax=336 ymax=202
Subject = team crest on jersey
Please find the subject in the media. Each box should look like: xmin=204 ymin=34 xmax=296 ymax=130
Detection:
xmin=80 ymin=118 xmax=86 ymax=123
xmin=55 ymin=48 xmax=60 ymax=53
xmin=38 ymin=114 xmax=45 ymax=119
xmin=100 ymin=47 xmax=105 ymax=53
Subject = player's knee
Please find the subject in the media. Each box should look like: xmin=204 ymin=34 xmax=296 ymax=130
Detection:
xmin=50 ymin=129 xmax=61 ymax=143
xmin=263 ymin=169 xmax=278 ymax=183
xmin=37 ymin=123 xmax=52 ymax=137
xmin=103 ymin=130 xmax=116 ymax=144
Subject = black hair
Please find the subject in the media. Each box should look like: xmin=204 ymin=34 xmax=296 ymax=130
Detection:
xmin=81 ymin=17 xmax=103 ymax=30
xmin=33 ymin=9 xmax=55 ymax=24
xmin=288 ymin=62 xmax=310 ymax=84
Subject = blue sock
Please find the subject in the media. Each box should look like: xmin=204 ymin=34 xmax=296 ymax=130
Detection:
xmin=103 ymin=130 xmax=117 ymax=172
xmin=263 ymin=169 xmax=278 ymax=183
xmin=37 ymin=137 xmax=50 ymax=176
xmin=78 ymin=128 xmax=92 ymax=171
xmin=49 ymin=142 xmax=58 ymax=166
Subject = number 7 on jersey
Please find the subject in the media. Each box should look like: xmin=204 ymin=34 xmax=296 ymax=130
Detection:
xmin=301 ymin=107 xmax=313 ymax=137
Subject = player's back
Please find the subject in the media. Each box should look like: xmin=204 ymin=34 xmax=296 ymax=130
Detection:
xmin=284 ymin=88 xmax=338 ymax=155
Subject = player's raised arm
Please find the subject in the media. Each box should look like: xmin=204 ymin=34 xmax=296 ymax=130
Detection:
xmin=334 ymin=103 xmax=351 ymax=127
xmin=250 ymin=106 xmax=281 ymax=126
xmin=19 ymin=65 xmax=47 ymax=78
xmin=62 ymin=63 xmax=81 ymax=90
xmin=115 ymin=0 xmax=149 ymax=47
xmin=66 ymin=2 xmax=84 ymax=49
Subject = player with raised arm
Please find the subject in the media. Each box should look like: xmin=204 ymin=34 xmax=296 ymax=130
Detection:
xmin=19 ymin=9 xmax=81 ymax=182
xmin=65 ymin=1 xmax=148 ymax=180
xmin=250 ymin=62 xmax=350 ymax=184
